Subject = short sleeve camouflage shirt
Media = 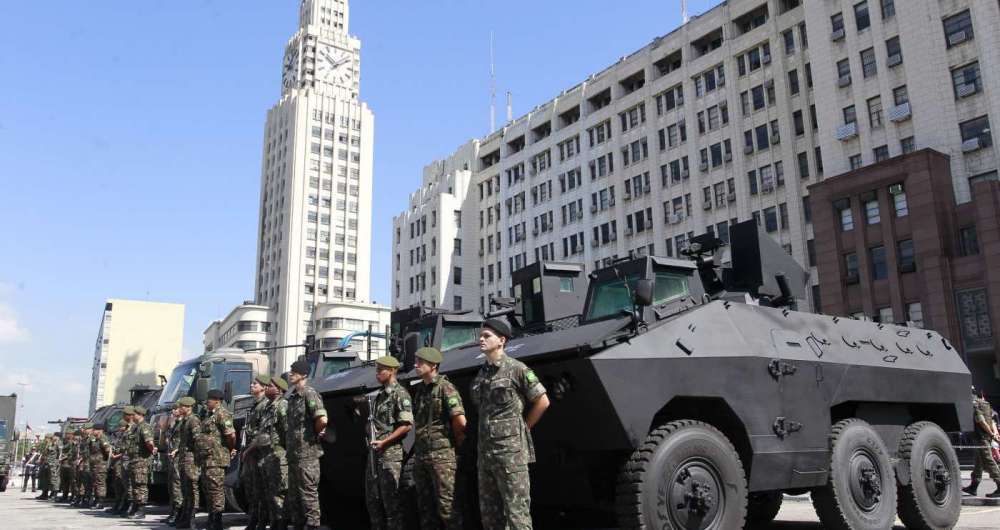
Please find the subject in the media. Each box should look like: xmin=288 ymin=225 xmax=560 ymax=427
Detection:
xmin=412 ymin=374 xmax=464 ymax=455
xmin=286 ymin=384 xmax=327 ymax=458
xmin=472 ymin=354 xmax=546 ymax=467
xmin=372 ymin=381 xmax=414 ymax=462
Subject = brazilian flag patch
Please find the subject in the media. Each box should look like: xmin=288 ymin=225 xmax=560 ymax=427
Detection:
xmin=526 ymin=370 xmax=539 ymax=384
xmin=447 ymin=396 xmax=459 ymax=407
xmin=224 ymin=420 xmax=233 ymax=427
xmin=402 ymin=398 xmax=411 ymax=407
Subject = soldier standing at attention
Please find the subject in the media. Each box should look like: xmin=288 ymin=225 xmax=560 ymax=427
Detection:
xmin=963 ymin=386 xmax=1000 ymax=498
xmin=258 ymin=376 xmax=289 ymax=530
xmin=242 ymin=374 xmax=271 ymax=530
xmin=472 ymin=318 xmax=549 ymax=530
xmin=127 ymin=405 xmax=157 ymax=519
xmin=73 ymin=424 xmax=92 ymax=506
xmin=87 ymin=424 xmax=111 ymax=508
xmin=58 ymin=429 xmax=76 ymax=502
xmin=106 ymin=418 xmax=130 ymax=514
xmin=285 ymin=360 xmax=328 ymax=530
xmin=412 ymin=347 xmax=466 ymax=530
xmin=198 ymin=389 xmax=236 ymax=530
xmin=175 ymin=396 xmax=201 ymax=530
xmin=164 ymin=404 xmax=185 ymax=525
xmin=366 ymin=356 xmax=414 ymax=530
xmin=39 ymin=433 xmax=62 ymax=500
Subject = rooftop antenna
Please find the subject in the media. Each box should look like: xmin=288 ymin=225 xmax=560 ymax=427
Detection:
xmin=682 ymin=0 xmax=689 ymax=24
xmin=506 ymin=91 xmax=513 ymax=122
xmin=490 ymin=31 xmax=496 ymax=133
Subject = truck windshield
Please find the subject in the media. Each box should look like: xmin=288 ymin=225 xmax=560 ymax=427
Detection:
xmin=440 ymin=324 xmax=480 ymax=351
xmin=585 ymin=270 xmax=690 ymax=321
xmin=316 ymin=356 xmax=354 ymax=379
xmin=158 ymin=360 xmax=253 ymax=406
xmin=159 ymin=361 xmax=199 ymax=405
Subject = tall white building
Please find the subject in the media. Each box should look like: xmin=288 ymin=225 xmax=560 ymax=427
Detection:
xmin=394 ymin=0 xmax=999 ymax=314
xmin=89 ymin=299 xmax=184 ymax=415
xmin=253 ymin=0 xmax=383 ymax=369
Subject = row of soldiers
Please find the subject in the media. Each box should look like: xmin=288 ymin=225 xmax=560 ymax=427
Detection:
xmin=31 ymin=404 xmax=156 ymax=518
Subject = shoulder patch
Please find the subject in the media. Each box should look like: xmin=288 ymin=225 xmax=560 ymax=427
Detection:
xmin=224 ymin=419 xmax=233 ymax=426
xmin=402 ymin=398 xmax=411 ymax=407
xmin=525 ymin=370 xmax=539 ymax=384
xmin=447 ymin=396 xmax=459 ymax=407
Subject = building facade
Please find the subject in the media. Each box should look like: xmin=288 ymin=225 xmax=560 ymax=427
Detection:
xmin=202 ymin=303 xmax=273 ymax=353
xmin=88 ymin=299 xmax=184 ymax=415
xmin=313 ymin=301 xmax=390 ymax=361
xmin=810 ymin=149 xmax=1000 ymax=394
xmin=393 ymin=0 xmax=999 ymax=320
xmin=251 ymin=0 xmax=385 ymax=370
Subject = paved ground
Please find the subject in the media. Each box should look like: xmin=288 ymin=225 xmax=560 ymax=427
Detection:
xmin=2 ymin=480 xmax=998 ymax=529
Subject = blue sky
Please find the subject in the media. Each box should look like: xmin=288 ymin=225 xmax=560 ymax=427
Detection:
xmin=0 ymin=0 xmax=715 ymax=429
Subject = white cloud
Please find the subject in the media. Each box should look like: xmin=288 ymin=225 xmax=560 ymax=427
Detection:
xmin=0 ymin=301 xmax=28 ymax=343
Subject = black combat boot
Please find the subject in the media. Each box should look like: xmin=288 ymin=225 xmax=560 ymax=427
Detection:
xmin=130 ymin=504 xmax=146 ymax=520
xmin=174 ymin=503 xmax=191 ymax=529
xmin=125 ymin=501 xmax=138 ymax=517
xmin=962 ymin=480 xmax=979 ymax=496
xmin=987 ymin=483 xmax=1000 ymax=498
xmin=93 ymin=497 xmax=104 ymax=510
xmin=36 ymin=491 xmax=48 ymax=500
xmin=243 ymin=514 xmax=257 ymax=530
xmin=164 ymin=506 xmax=177 ymax=525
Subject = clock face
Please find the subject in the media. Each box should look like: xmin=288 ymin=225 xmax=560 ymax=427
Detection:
xmin=316 ymin=45 xmax=353 ymax=85
xmin=283 ymin=46 xmax=300 ymax=89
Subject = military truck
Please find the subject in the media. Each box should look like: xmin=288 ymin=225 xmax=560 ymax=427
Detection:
xmin=0 ymin=393 xmax=16 ymax=491
xmin=148 ymin=348 xmax=269 ymax=507
xmin=315 ymin=221 xmax=972 ymax=530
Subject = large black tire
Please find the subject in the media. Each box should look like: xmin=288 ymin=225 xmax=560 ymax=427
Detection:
xmin=896 ymin=421 xmax=961 ymax=530
xmin=812 ymin=419 xmax=897 ymax=530
xmin=616 ymin=420 xmax=748 ymax=530
xmin=746 ymin=491 xmax=783 ymax=527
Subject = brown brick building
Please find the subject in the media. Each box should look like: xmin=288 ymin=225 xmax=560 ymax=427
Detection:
xmin=809 ymin=149 xmax=1000 ymax=396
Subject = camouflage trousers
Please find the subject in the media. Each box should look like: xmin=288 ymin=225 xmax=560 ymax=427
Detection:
xmin=972 ymin=434 xmax=1000 ymax=482
xmin=76 ymin=465 xmax=89 ymax=497
xmin=259 ymin=449 xmax=287 ymax=527
xmin=109 ymin=462 xmax=126 ymax=504
xmin=201 ymin=466 xmax=226 ymax=513
xmin=365 ymin=455 xmax=404 ymax=530
xmin=286 ymin=454 xmax=322 ymax=527
xmin=88 ymin=457 xmax=107 ymax=499
xmin=179 ymin=456 xmax=201 ymax=516
xmin=46 ymin=463 xmax=60 ymax=492
xmin=414 ymin=453 xmax=463 ymax=530
xmin=477 ymin=458 xmax=532 ymax=530
xmin=128 ymin=460 xmax=150 ymax=504
xmin=59 ymin=464 xmax=75 ymax=496
xmin=167 ymin=456 xmax=182 ymax=509
xmin=240 ymin=454 xmax=267 ymax=522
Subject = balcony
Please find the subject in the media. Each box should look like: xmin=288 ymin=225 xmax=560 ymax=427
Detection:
xmin=835 ymin=122 xmax=858 ymax=141
xmin=887 ymin=102 xmax=911 ymax=123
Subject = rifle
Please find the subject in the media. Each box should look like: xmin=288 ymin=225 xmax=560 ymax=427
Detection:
xmin=365 ymin=392 xmax=378 ymax=479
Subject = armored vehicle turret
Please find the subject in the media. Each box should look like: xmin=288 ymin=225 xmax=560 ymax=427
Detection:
xmin=316 ymin=221 xmax=971 ymax=530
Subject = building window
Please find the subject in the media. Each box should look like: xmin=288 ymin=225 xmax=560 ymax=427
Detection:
xmin=877 ymin=307 xmax=893 ymax=324
xmin=798 ymin=152 xmax=810 ymax=179
xmin=874 ymin=145 xmax=889 ymax=162
xmin=951 ymin=62 xmax=982 ymax=98
xmin=886 ymin=36 xmax=902 ymax=66
xmin=892 ymin=186 xmax=908 ymax=217
xmin=849 ymin=154 xmax=863 ymax=170
xmin=881 ymin=0 xmax=895 ymax=19
xmin=943 ymin=10 xmax=974 ymax=48
xmin=831 ymin=12 xmax=845 ymax=34
xmin=865 ymin=198 xmax=880 ymax=224
xmin=969 ymin=171 xmax=999 ymax=190
xmin=893 ymin=85 xmax=909 ymax=106
xmin=868 ymin=96 xmax=883 ymax=128
xmin=958 ymin=226 xmax=979 ymax=256
xmin=860 ymin=47 xmax=877 ymax=78
xmin=837 ymin=59 xmax=851 ymax=84
xmin=788 ymin=69 xmax=800 ymax=95
xmin=843 ymin=105 xmax=857 ymax=126
xmin=897 ymin=239 xmax=915 ymax=272
xmin=838 ymin=202 xmax=854 ymax=231
xmin=453 ymin=267 xmax=462 ymax=285
xmin=854 ymin=1 xmax=870 ymax=31
xmin=453 ymin=296 xmax=462 ymax=311
xmin=845 ymin=252 xmax=859 ymax=281
xmin=900 ymin=136 xmax=915 ymax=154
xmin=960 ymin=116 xmax=992 ymax=146
xmin=870 ymin=245 xmax=887 ymax=280
xmin=783 ymin=29 xmax=795 ymax=55
xmin=957 ymin=288 xmax=992 ymax=351
xmin=906 ymin=302 xmax=923 ymax=328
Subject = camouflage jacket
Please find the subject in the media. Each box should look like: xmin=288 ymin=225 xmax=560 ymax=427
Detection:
xmin=259 ymin=396 xmax=288 ymax=452
xmin=412 ymin=374 xmax=464 ymax=456
xmin=245 ymin=395 xmax=268 ymax=442
xmin=286 ymin=383 xmax=327 ymax=459
xmin=126 ymin=421 xmax=155 ymax=460
xmin=177 ymin=414 xmax=201 ymax=462
xmin=166 ymin=417 xmax=183 ymax=455
xmin=471 ymin=354 xmax=546 ymax=467
xmin=43 ymin=438 xmax=62 ymax=464
xmin=60 ymin=439 xmax=76 ymax=465
xmin=372 ymin=381 xmax=414 ymax=462
xmin=196 ymin=406 xmax=235 ymax=468
xmin=88 ymin=431 xmax=110 ymax=459
xmin=974 ymin=396 xmax=996 ymax=437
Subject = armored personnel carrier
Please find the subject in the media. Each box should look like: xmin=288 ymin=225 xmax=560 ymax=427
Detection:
xmin=316 ymin=221 xmax=971 ymax=530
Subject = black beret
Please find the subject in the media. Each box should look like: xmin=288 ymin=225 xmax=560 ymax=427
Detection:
xmin=482 ymin=318 xmax=512 ymax=339
xmin=290 ymin=360 xmax=311 ymax=376
xmin=206 ymin=389 xmax=225 ymax=400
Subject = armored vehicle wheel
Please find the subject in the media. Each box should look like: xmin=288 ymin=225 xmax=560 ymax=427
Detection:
xmin=746 ymin=491 xmax=783 ymax=526
xmin=895 ymin=422 xmax=961 ymax=530
xmin=812 ymin=419 xmax=897 ymax=530
xmin=616 ymin=420 xmax=747 ymax=530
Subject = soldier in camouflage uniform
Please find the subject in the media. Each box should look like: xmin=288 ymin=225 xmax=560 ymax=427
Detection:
xmin=86 ymin=424 xmax=111 ymax=508
xmin=58 ymin=429 xmax=77 ymax=502
xmin=366 ymin=355 xmax=414 ymax=530
xmin=412 ymin=347 xmax=467 ymax=530
xmin=73 ymin=425 xmax=91 ymax=506
xmin=471 ymin=319 xmax=549 ymax=530
xmin=963 ymin=387 xmax=1000 ymax=497
xmin=106 ymin=417 xmax=131 ymax=515
xmin=285 ymin=360 xmax=328 ymax=530
xmin=241 ymin=374 xmax=271 ymax=530
xmin=38 ymin=433 xmax=62 ymax=500
xmin=257 ymin=376 xmax=289 ymax=530
xmin=126 ymin=405 xmax=158 ymax=519
xmin=175 ymin=396 xmax=201 ymax=530
xmin=197 ymin=389 xmax=236 ymax=530
xmin=164 ymin=404 xmax=184 ymax=525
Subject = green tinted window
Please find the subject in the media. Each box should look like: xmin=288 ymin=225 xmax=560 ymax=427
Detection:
xmin=441 ymin=324 xmax=479 ymax=351
xmin=318 ymin=358 xmax=353 ymax=378
xmin=585 ymin=274 xmax=639 ymax=320
xmin=654 ymin=271 xmax=690 ymax=303
xmin=560 ymin=277 xmax=574 ymax=292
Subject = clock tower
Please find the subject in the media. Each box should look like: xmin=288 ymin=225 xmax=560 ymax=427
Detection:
xmin=255 ymin=0 xmax=380 ymax=371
